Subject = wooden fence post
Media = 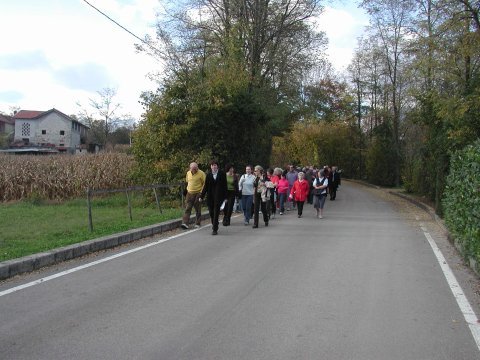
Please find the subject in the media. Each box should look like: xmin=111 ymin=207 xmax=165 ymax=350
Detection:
xmin=126 ymin=189 xmax=132 ymax=221
xmin=87 ymin=187 xmax=93 ymax=232
xmin=153 ymin=188 xmax=162 ymax=214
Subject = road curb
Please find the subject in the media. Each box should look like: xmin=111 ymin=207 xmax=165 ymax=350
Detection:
xmin=387 ymin=191 xmax=448 ymax=234
xmin=0 ymin=214 xmax=210 ymax=281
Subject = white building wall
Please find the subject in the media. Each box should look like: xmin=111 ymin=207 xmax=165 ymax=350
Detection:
xmin=14 ymin=119 xmax=39 ymax=144
xmin=35 ymin=113 xmax=71 ymax=148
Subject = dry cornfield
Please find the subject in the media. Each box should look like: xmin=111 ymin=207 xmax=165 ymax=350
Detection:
xmin=0 ymin=153 xmax=135 ymax=201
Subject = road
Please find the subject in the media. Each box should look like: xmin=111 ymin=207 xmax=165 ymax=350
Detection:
xmin=1 ymin=181 xmax=479 ymax=359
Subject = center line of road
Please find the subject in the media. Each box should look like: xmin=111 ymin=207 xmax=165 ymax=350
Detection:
xmin=419 ymin=221 xmax=480 ymax=352
xmin=0 ymin=226 xmax=206 ymax=298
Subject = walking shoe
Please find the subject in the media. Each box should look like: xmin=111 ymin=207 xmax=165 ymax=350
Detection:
xmin=194 ymin=224 xmax=200 ymax=228
xmin=319 ymin=215 xmax=323 ymax=219
xmin=279 ymin=212 xmax=284 ymax=215
xmin=252 ymin=225 xmax=258 ymax=229
xmin=244 ymin=221 xmax=249 ymax=225
xmin=212 ymin=230 xmax=218 ymax=235
xmin=181 ymin=223 xmax=189 ymax=229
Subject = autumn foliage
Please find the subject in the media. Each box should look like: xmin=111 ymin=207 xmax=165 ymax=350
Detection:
xmin=270 ymin=121 xmax=361 ymax=176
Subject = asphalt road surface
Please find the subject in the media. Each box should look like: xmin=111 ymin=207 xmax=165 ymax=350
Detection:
xmin=1 ymin=181 xmax=479 ymax=359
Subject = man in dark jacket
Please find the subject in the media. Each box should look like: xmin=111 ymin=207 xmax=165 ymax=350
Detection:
xmin=200 ymin=160 xmax=228 ymax=235
xmin=329 ymin=166 xmax=341 ymax=200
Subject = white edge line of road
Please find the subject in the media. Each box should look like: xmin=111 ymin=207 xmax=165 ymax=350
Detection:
xmin=419 ymin=221 xmax=480 ymax=352
xmin=0 ymin=225 xmax=208 ymax=298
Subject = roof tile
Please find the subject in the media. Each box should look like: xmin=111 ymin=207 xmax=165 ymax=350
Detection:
xmin=13 ymin=110 xmax=45 ymax=119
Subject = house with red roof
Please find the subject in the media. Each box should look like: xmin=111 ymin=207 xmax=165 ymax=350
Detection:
xmin=12 ymin=108 xmax=88 ymax=153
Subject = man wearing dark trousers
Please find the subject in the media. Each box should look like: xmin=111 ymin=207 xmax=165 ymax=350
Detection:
xmin=200 ymin=160 xmax=228 ymax=235
xmin=329 ymin=166 xmax=341 ymax=200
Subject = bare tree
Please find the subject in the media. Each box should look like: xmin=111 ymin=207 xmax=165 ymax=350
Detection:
xmin=361 ymin=0 xmax=415 ymax=186
xmin=152 ymin=0 xmax=327 ymax=95
xmin=77 ymin=88 xmax=134 ymax=146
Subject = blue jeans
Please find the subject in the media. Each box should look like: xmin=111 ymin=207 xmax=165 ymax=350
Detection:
xmin=278 ymin=193 xmax=287 ymax=213
xmin=241 ymin=194 xmax=253 ymax=222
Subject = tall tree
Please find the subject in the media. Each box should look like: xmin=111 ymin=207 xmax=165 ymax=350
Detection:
xmin=132 ymin=0 xmax=328 ymax=181
xmin=361 ymin=0 xmax=414 ymax=186
xmin=154 ymin=0 xmax=326 ymax=95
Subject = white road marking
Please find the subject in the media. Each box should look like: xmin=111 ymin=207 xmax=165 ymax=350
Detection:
xmin=419 ymin=221 xmax=480 ymax=351
xmin=0 ymin=225 xmax=207 ymax=298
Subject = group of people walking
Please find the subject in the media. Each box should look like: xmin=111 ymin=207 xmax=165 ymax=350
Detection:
xmin=181 ymin=161 xmax=341 ymax=235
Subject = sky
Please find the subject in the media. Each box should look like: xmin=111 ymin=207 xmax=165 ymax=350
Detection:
xmin=0 ymin=0 xmax=369 ymax=120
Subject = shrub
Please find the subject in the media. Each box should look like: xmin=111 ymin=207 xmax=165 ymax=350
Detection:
xmin=443 ymin=140 xmax=480 ymax=273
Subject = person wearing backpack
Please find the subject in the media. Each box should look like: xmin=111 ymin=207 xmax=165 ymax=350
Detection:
xmin=313 ymin=168 xmax=329 ymax=219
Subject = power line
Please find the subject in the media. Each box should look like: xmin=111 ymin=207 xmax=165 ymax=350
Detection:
xmin=81 ymin=0 xmax=163 ymax=58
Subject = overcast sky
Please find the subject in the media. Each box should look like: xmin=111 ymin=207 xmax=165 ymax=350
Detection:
xmin=0 ymin=0 xmax=368 ymax=120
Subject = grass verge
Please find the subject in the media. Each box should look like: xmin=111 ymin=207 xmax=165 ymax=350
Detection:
xmin=0 ymin=194 xmax=183 ymax=262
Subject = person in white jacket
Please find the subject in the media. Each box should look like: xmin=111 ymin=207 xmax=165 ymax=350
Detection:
xmin=238 ymin=165 xmax=255 ymax=225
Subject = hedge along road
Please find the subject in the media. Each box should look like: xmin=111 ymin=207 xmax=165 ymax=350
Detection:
xmin=0 ymin=181 xmax=479 ymax=359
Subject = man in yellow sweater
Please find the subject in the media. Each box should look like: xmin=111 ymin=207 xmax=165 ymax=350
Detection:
xmin=181 ymin=162 xmax=206 ymax=229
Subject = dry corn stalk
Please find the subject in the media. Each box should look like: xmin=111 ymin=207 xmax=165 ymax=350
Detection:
xmin=0 ymin=153 xmax=135 ymax=201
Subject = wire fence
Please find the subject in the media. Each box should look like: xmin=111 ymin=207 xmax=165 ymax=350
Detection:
xmin=86 ymin=183 xmax=186 ymax=232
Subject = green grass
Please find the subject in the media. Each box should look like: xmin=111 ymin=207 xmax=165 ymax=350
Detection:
xmin=0 ymin=194 xmax=183 ymax=262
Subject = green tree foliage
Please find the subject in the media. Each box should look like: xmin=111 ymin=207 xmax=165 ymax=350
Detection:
xmin=398 ymin=0 xmax=480 ymax=212
xmin=443 ymin=140 xmax=480 ymax=273
xmin=365 ymin=122 xmax=397 ymax=186
xmin=132 ymin=62 xmax=282 ymax=183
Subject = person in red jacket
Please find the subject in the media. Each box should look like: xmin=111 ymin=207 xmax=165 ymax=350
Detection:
xmin=289 ymin=171 xmax=310 ymax=218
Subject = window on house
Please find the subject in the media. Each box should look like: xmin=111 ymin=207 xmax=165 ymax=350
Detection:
xmin=59 ymin=143 xmax=65 ymax=147
xmin=60 ymin=130 xmax=65 ymax=135
xmin=21 ymin=123 xmax=31 ymax=137
xmin=42 ymin=130 xmax=46 ymax=135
